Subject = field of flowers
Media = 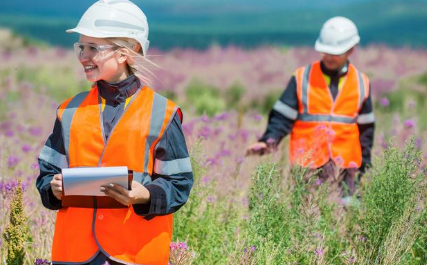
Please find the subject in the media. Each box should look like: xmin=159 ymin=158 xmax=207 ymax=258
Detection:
xmin=1 ymin=34 xmax=427 ymax=264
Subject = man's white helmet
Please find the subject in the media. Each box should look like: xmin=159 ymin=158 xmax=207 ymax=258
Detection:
xmin=314 ymin=16 xmax=360 ymax=55
xmin=66 ymin=0 xmax=149 ymax=55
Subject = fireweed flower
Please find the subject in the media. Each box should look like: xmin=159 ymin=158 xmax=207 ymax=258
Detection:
xmin=235 ymin=156 xmax=245 ymax=164
xmin=34 ymin=259 xmax=50 ymax=265
xmin=213 ymin=112 xmax=229 ymax=121
xmin=348 ymin=161 xmax=358 ymax=168
xmin=253 ymin=114 xmax=262 ymax=122
xmin=7 ymin=155 xmax=19 ymax=167
xmin=29 ymin=126 xmax=42 ymax=137
xmin=22 ymin=144 xmax=32 ymax=153
xmin=416 ymin=138 xmax=422 ymax=149
xmin=379 ymin=97 xmax=389 ymax=106
xmin=404 ymin=119 xmax=416 ymax=129
xmin=5 ymin=129 xmax=14 ymax=137
xmin=206 ymin=196 xmax=215 ymax=203
xmin=408 ymin=100 xmax=416 ymax=108
xmin=314 ymin=248 xmax=323 ymax=257
xmin=182 ymin=122 xmax=194 ymax=136
xmin=178 ymin=242 xmax=188 ymax=250
xmin=334 ymin=156 xmax=344 ymax=167
xmin=197 ymin=126 xmax=212 ymax=138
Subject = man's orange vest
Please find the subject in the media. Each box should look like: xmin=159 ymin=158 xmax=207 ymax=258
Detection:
xmin=290 ymin=61 xmax=369 ymax=168
xmin=52 ymin=85 xmax=180 ymax=265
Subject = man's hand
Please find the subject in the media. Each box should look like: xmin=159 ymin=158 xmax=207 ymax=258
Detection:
xmin=50 ymin=174 xmax=63 ymax=200
xmin=101 ymin=181 xmax=150 ymax=206
xmin=246 ymin=142 xmax=269 ymax=156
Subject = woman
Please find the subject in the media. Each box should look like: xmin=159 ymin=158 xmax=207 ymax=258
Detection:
xmin=36 ymin=1 xmax=193 ymax=264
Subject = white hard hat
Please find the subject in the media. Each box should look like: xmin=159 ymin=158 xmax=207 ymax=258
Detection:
xmin=66 ymin=0 xmax=149 ymax=55
xmin=314 ymin=16 xmax=360 ymax=55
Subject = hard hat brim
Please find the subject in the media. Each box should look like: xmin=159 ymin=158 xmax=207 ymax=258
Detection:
xmin=314 ymin=37 xmax=359 ymax=55
xmin=66 ymin=27 xmax=112 ymax=38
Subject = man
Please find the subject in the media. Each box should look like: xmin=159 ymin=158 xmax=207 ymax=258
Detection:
xmin=247 ymin=16 xmax=375 ymax=198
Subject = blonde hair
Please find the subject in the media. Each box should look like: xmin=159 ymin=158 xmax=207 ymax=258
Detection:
xmin=108 ymin=37 xmax=160 ymax=87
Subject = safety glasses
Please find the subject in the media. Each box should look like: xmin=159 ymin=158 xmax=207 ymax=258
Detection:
xmin=73 ymin=42 xmax=119 ymax=59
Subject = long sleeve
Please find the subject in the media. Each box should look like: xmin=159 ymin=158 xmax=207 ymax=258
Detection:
xmin=259 ymin=76 xmax=298 ymax=145
xmin=36 ymin=117 xmax=66 ymax=210
xmin=133 ymin=113 xmax=194 ymax=219
xmin=356 ymin=84 xmax=375 ymax=172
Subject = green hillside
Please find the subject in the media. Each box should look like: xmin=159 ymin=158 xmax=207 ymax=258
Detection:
xmin=0 ymin=0 xmax=426 ymax=49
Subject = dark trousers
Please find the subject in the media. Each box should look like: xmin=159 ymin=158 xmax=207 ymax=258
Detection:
xmin=86 ymin=251 xmax=123 ymax=265
xmin=316 ymin=160 xmax=361 ymax=196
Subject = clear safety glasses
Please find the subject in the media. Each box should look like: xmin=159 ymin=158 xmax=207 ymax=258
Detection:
xmin=73 ymin=42 xmax=119 ymax=59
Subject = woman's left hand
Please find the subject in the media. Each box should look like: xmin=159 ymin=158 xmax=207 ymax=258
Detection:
xmin=101 ymin=181 xmax=150 ymax=206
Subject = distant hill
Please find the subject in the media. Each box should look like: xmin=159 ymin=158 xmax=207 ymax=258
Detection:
xmin=0 ymin=0 xmax=426 ymax=50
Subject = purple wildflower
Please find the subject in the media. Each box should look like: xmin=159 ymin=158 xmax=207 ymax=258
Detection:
xmin=315 ymin=179 xmax=323 ymax=186
xmin=5 ymin=129 xmax=14 ymax=137
xmin=207 ymin=196 xmax=215 ymax=203
xmin=29 ymin=126 xmax=42 ymax=137
xmin=198 ymin=126 xmax=211 ymax=138
xmin=348 ymin=161 xmax=358 ymax=168
xmin=182 ymin=122 xmax=194 ymax=136
xmin=404 ymin=119 xmax=416 ymax=129
xmin=408 ymin=100 xmax=416 ymax=108
xmin=379 ymin=97 xmax=389 ymax=106
xmin=314 ymin=248 xmax=323 ymax=257
xmin=201 ymin=176 xmax=211 ymax=184
xmin=235 ymin=156 xmax=245 ymax=164
xmin=34 ymin=259 xmax=50 ymax=265
xmin=213 ymin=112 xmax=229 ymax=121
xmin=7 ymin=155 xmax=19 ymax=167
xmin=416 ymin=138 xmax=422 ymax=149
xmin=178 ymin=242 xmax=188 ymax=250
xmin=253 ymin=114 xmax=262 ymax=122
xmin=22 ymin=144 xmax=32 ymax=153
xmin=217 ymin=149 xmax=232 ymax=157
xmin=334 ymin=156 xmax=344 ymax=167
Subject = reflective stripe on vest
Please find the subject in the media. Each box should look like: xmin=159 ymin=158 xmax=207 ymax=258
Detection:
xmin=52 ymin=85 xmax=178 ymax=265
xmin=291 ymin=61 xmax=369 ymax=168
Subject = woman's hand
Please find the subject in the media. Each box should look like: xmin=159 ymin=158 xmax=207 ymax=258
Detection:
xmin=50 ymin=174 xmax=63 ymax=200
xmin=101 ymin=181 xmax=150 ymax=206
xmin=246 ymin=142 xmax=269 ymax=156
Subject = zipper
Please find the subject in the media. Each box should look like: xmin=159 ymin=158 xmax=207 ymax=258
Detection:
xmin=97 ymin=86 xmax=142 ymax=167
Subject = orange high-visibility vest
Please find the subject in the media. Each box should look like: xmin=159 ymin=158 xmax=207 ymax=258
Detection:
xmin=52 ymin=85 xmax=180 ymax=265
xmin=290 ymin=61 xmax=369 ymax=168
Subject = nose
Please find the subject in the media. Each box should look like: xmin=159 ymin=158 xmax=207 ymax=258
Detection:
xmin=79 ymin=52 xmax=90 ymax=62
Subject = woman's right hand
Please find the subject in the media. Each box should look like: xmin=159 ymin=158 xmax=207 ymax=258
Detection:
xmin=50 ymin=174 xmax=63 ymax=200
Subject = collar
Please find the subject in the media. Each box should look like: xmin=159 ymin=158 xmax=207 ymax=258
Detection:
xmin=97 ymin=75 xmax=141 ymax=103
xmin=320 ymin=61 xmax=349 ymax=78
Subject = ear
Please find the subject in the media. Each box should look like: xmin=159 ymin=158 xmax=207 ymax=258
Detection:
xmin=135 ymin=43 xmax=142 ymax=55
xmin=117 ymin=48 xmax=130 ymax=64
